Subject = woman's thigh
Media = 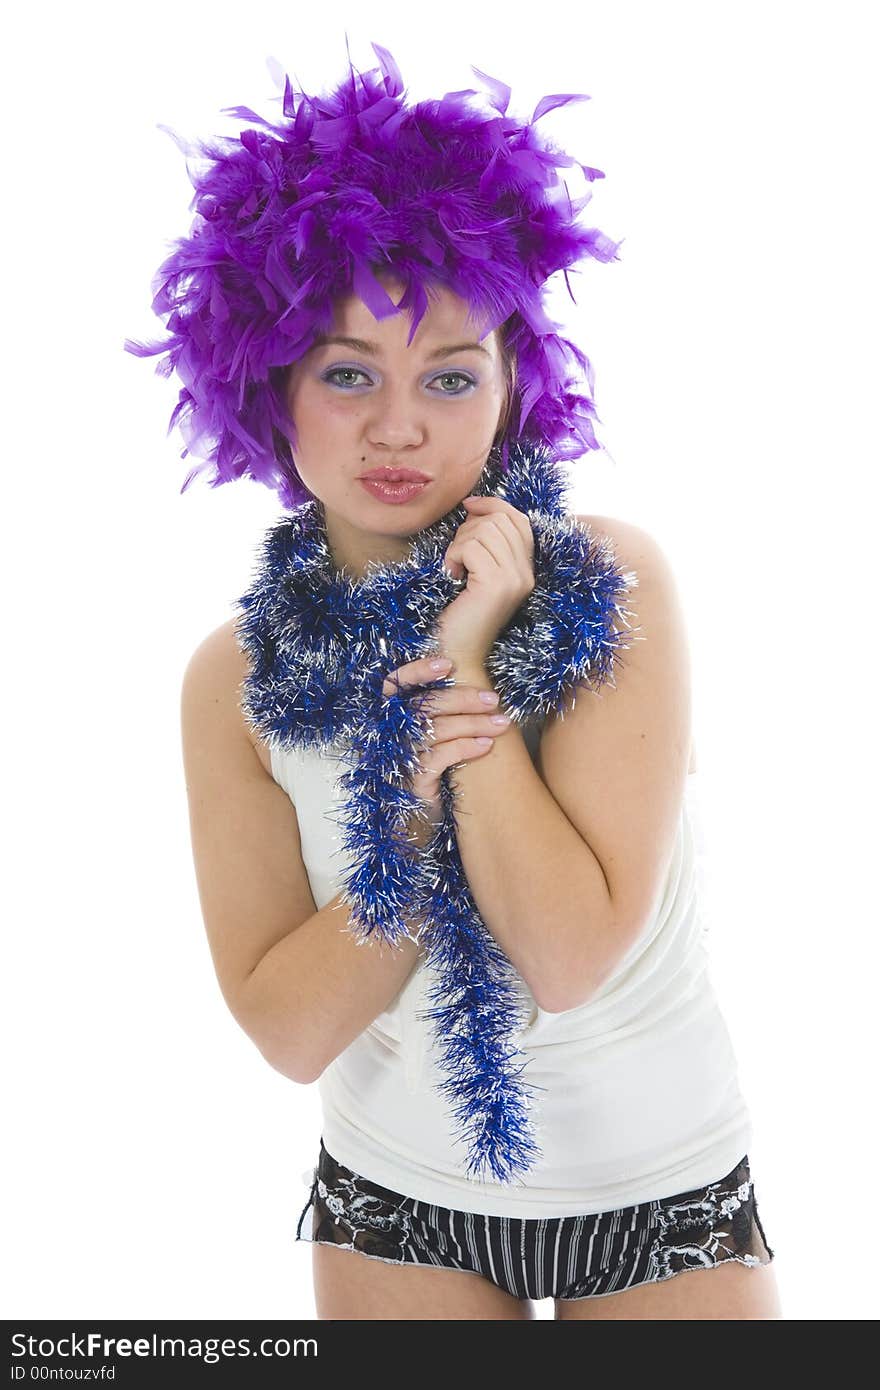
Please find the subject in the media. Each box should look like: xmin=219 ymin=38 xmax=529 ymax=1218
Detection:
xmin=313 ymin=1241 xmax=538 ymax=1320
xmin=555 ymin=1259 xmax=782 ymax=1320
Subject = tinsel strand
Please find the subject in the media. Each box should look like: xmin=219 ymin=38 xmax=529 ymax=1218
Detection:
xmin=234 ymin=439 xmax=639 ymax=1182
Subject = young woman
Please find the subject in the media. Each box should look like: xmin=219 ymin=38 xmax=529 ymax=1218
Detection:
xmin=134 ymin=43 xmax=781 ymax=1319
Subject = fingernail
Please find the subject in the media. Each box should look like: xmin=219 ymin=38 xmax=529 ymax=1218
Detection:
xmin=431 ymin=658 xmax=452 ymax=671
xmin=490 ymin=713 xmax=510 ymax=725
xmin=479 ymin=690 xmax=499 ymax=705
xmin=475 ymin=736 xmax=493 ymax=746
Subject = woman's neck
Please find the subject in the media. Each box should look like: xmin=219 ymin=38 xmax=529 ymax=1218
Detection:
xmin=321 ymin=504 xmax=424 ymax=581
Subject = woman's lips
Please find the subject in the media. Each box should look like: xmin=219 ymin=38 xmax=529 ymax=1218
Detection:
xmin=358 ymin=477 xmax=431 ymax=505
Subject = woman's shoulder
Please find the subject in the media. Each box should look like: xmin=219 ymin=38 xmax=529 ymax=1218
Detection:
xmin=573 ymin=514 xmax=697 ymax=777
xmin=183 ymin=617 xmax=273 ymax=778
xmin=576 ymin=512 xmax=667 ymax=568
xmin=575 ymin=514 xmax=687 ymax=642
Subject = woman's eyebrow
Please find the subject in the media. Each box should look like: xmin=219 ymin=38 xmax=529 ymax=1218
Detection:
xmin=312 ymin=334 xmax=491 ymax=360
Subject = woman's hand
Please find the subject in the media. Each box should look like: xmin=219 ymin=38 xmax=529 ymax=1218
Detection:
xmin=435 ymin=494 xmax=536 ymax=668
xmin=381 ymin=654 xmax=514 ymax=846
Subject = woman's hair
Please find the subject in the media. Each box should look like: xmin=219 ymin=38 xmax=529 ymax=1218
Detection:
xmin=125 ymin=41 xmax=621 ymax=509
xmin=494 ymin=327 xmax=519 ymax=446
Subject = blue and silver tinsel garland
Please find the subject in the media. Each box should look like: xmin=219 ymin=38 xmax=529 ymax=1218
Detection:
xmin=233 ymin=439 xmax=639 ymax=1184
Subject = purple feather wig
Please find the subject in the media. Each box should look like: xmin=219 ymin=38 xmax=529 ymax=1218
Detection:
xmin=124 ymin=40 xmax=624 ymax=508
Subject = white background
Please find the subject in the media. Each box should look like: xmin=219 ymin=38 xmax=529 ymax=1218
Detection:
xmin=3 ymin=0 xmax=877 ymax=1323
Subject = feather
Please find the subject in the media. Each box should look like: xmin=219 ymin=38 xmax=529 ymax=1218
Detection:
xmin=125 ymin=42 xmax=624 ymax=510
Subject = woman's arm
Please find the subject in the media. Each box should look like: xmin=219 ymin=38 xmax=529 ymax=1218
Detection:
xmin=181 ymin=621 xmax=423 ymax=1084
xmin=445 ymin=516 xmax=692 ymax=1014
xmin=241 ymin=891 xmax=423 ymax=1083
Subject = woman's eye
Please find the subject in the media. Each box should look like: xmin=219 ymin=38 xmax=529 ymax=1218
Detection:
xmin=323 ymin=367 xmax=371 ymax=389
xmin=433 ymin=372 xmax=474 ymax=394
xmin=321 ymin=367 xmax=475 ymax=394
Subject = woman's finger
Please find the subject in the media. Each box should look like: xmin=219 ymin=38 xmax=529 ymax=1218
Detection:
xmin=416 ymin=710 xmax=511 ymax=748
xmin=499 ymin=512 xmax=533 ymax=568
xmin=414 ymin=734 xmax=497 ymax=783
xmin=477 ymin=512 xmax=524 ymax=568
xmin=382 ymin=655 xmax=454 ymax=699
xmin=445 ymin=531 xmax=507 ymax=580
xmin=445 ymin=512 xmax=529 ymax=577
xmin=461 ymin=495 xmax=535 ymax=554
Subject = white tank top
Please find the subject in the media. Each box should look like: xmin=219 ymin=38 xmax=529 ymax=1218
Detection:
xmin=269 ymin=723 xmax=753 ymax=1218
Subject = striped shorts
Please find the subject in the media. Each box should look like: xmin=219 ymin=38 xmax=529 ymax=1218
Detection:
xmin=295 ymin=1137 xmax=775 ymax=1302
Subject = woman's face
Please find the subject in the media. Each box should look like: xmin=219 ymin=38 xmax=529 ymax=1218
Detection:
xmin=284 ymin=274 xmax=509 ymax=575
